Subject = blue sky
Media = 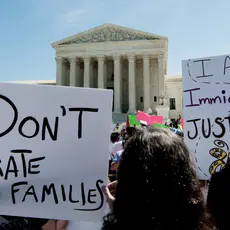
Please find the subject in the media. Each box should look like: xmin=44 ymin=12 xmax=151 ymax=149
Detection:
xmin=0 ymin=0 xmax=229 ymax=81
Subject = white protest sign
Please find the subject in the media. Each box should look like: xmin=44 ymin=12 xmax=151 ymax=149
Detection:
xmin=182 ymin=54 xmax=230 ymax=180
xmin=0 ymin=83 xmax=113 ymax=221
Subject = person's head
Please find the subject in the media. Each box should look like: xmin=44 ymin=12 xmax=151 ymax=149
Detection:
xmin=125 ymin=126 xmax=137 ymax=137
xmin=110 ymin=132 xmax=119 ymax=143
xmin=122 ymin=127 xmax=137 ymax=149
xmin=103 ymin=127 xmax=213 ymax=230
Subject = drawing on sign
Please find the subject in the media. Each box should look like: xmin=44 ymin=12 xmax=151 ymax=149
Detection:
xmin=209 ymin=140 xmax=229 ymax=175
xmin=188 ymin=115 xmax=230 ymax=177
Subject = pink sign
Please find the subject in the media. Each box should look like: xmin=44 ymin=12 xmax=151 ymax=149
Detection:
xmin=136 ymin=111 xmax=163 ymax=125
xmin=136 ymin=111 xmax=150 ymax=122
xmin=149 ymin=116 xmax=163 ymax=125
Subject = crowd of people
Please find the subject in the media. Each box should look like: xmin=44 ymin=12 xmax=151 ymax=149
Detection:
xmin=0 ymin=121 xmax=229 ymax=229
xmin=106 ymin=124 xmax=230 ymax=230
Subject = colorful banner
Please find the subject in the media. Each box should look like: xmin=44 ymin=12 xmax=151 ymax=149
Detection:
xmin=153 ymin=123 xmax=168 ymax=129
xmin=128 ymin=115 xmax=140 ymax=126
xmin=149 ymin=116 xmax=163 ymax=125
xmin=136 ymin=111 xmax=150 ymax=123
xmin=136 ymin=111 xmax=163 ymax=125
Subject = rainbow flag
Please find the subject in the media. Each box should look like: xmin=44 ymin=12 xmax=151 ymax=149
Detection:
xmin=178 ymin=124 xmax=183 ymax=132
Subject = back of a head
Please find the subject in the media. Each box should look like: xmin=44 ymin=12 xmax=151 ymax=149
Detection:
xmin=110 ymin=132 xmax=119 ymax=143
xmin=125 ymin=126 xmax=136 ymax=136
xmin=103 ymin=127 xmax=213 ymax=230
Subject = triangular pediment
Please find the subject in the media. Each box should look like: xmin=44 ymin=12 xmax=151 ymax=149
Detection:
xmin=52 ymin=24 xmax=166 ymax=46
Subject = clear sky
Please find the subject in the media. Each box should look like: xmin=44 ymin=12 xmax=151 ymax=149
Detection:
xmin=0 ymin=0 xmax=229 ymax=81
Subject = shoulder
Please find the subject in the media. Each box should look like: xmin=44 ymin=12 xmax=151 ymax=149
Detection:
xmin=115 ymin=141 xmax=122 ymax=146
xmin=116 ymin=150 xmax=123 ymax=156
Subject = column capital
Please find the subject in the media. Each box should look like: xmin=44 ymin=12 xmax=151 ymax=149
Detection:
xmin=127 ymin=53 xmax=136 ymax=62
xmin=83 ymin=56 xmax=91 ymax=62
xmin=157 ymin=53 xmax=164 ymax=62
xmin=113 ymin=53 xmax=121 ymax=62
xmin=69 ymin=57 xmax=78 ymax=63
xmin=55 ymin=56 xmax=63 ymax=63
xmin=97 ymin=55 xmax=105 ymax=62
xmin=143 ymin=54 xmax=150 ymax=61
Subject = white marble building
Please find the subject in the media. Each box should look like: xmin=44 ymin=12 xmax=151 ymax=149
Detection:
xmin=52 ymin=24 xmax=169 ymax=118
xmin=7 ymin=76 xmax=182 ymax=121
xmin=6 ymin=24 xmax=183 ymax=121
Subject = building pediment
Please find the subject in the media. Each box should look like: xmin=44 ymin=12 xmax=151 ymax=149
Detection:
xmin=52 ymin=24 xmax=167 ymax=47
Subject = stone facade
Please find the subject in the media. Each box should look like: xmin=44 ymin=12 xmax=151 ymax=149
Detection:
xmin=165 ymin=76 xmax=182 ymax=119
xmin=52 ymin=24 xmax=168 ymax=117
xmin=5 ymin=76 xmax=183 ymax=120
xmin=59 ymin=26 xmax=160 ymax=45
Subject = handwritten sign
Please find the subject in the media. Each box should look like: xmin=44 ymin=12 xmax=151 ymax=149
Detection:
xmin=182 ymin=54 xmax=230 ymax=179
xmin=0 ymin=83 xmax=113 ymax=221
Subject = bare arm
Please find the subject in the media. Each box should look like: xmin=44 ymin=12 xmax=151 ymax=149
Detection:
xmin=110 ymin=161 xmax=120 ymax=171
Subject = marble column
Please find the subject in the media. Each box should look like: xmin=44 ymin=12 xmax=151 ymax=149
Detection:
xmin=97 ymin=55 xmax=105 ymax=88
xmin=75 ymin=60 xmax=80 ymax=87
xmin=158 ymin=53 xmax=165 ymax=97
xmin=83 ymin=57 xmax=91 ymax=88
xmin=113 ymin=54 xmax=121 ymax=113
xmin=143 ymin=54 xmax=151 ymax=113
xmin=104 ymin=59 xmax=107 ymax=88
xmin=55 ymin=57 xmax=64 ymax=85
xmin=69 ymin=57 xmax=78 ymax=87
xmin=128 ymin=54 xmax=136 ymax=114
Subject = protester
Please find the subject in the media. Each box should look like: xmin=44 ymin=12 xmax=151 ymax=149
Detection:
xmin=109 ymin=132 xmax=123 ymax=159
xmin=207 ymin=162 xmax=230 ymax=230
xmin=110 ymin=127 xmax=137 ymax=174
xmin=109 ymin=132 xmax=123 ymax=182
xmin=103 ymin=127 xmax=214 ymax=230
xmin=110 ymin=148 xmax=123 ymax=171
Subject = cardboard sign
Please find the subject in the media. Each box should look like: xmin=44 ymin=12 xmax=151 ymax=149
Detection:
xmin=0 ymin=83 xmax=113 ymax=221
xmin=136 ymin=111 xmax=150 ymax=123
xmin=182 ymin=54 xmax=230 ymax=179
xmin=136 ymin=111 xmax=163 ymax=125
xmin=128 ymin=115 xmax=140 ymax=126
xmin=150 ymin=116 xmax=163 ymax=125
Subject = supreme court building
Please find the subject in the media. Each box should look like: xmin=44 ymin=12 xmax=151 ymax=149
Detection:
xmin=51 ymin=24 xmax=181 ymax=120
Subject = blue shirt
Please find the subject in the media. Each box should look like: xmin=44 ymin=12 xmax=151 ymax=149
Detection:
xmin=112 ymin=150 xmax=123 ymax=163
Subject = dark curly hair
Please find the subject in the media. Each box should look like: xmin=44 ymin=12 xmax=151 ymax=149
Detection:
xmin=102 ymin=127 xmax=214 ymax=230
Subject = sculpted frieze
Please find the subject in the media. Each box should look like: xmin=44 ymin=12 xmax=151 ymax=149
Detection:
xmin=60 ymin=28 xmax=160 ymax=45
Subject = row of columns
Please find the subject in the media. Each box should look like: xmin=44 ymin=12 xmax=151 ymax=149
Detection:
xmin=56 ymin=53 xmax=165 ymax=114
